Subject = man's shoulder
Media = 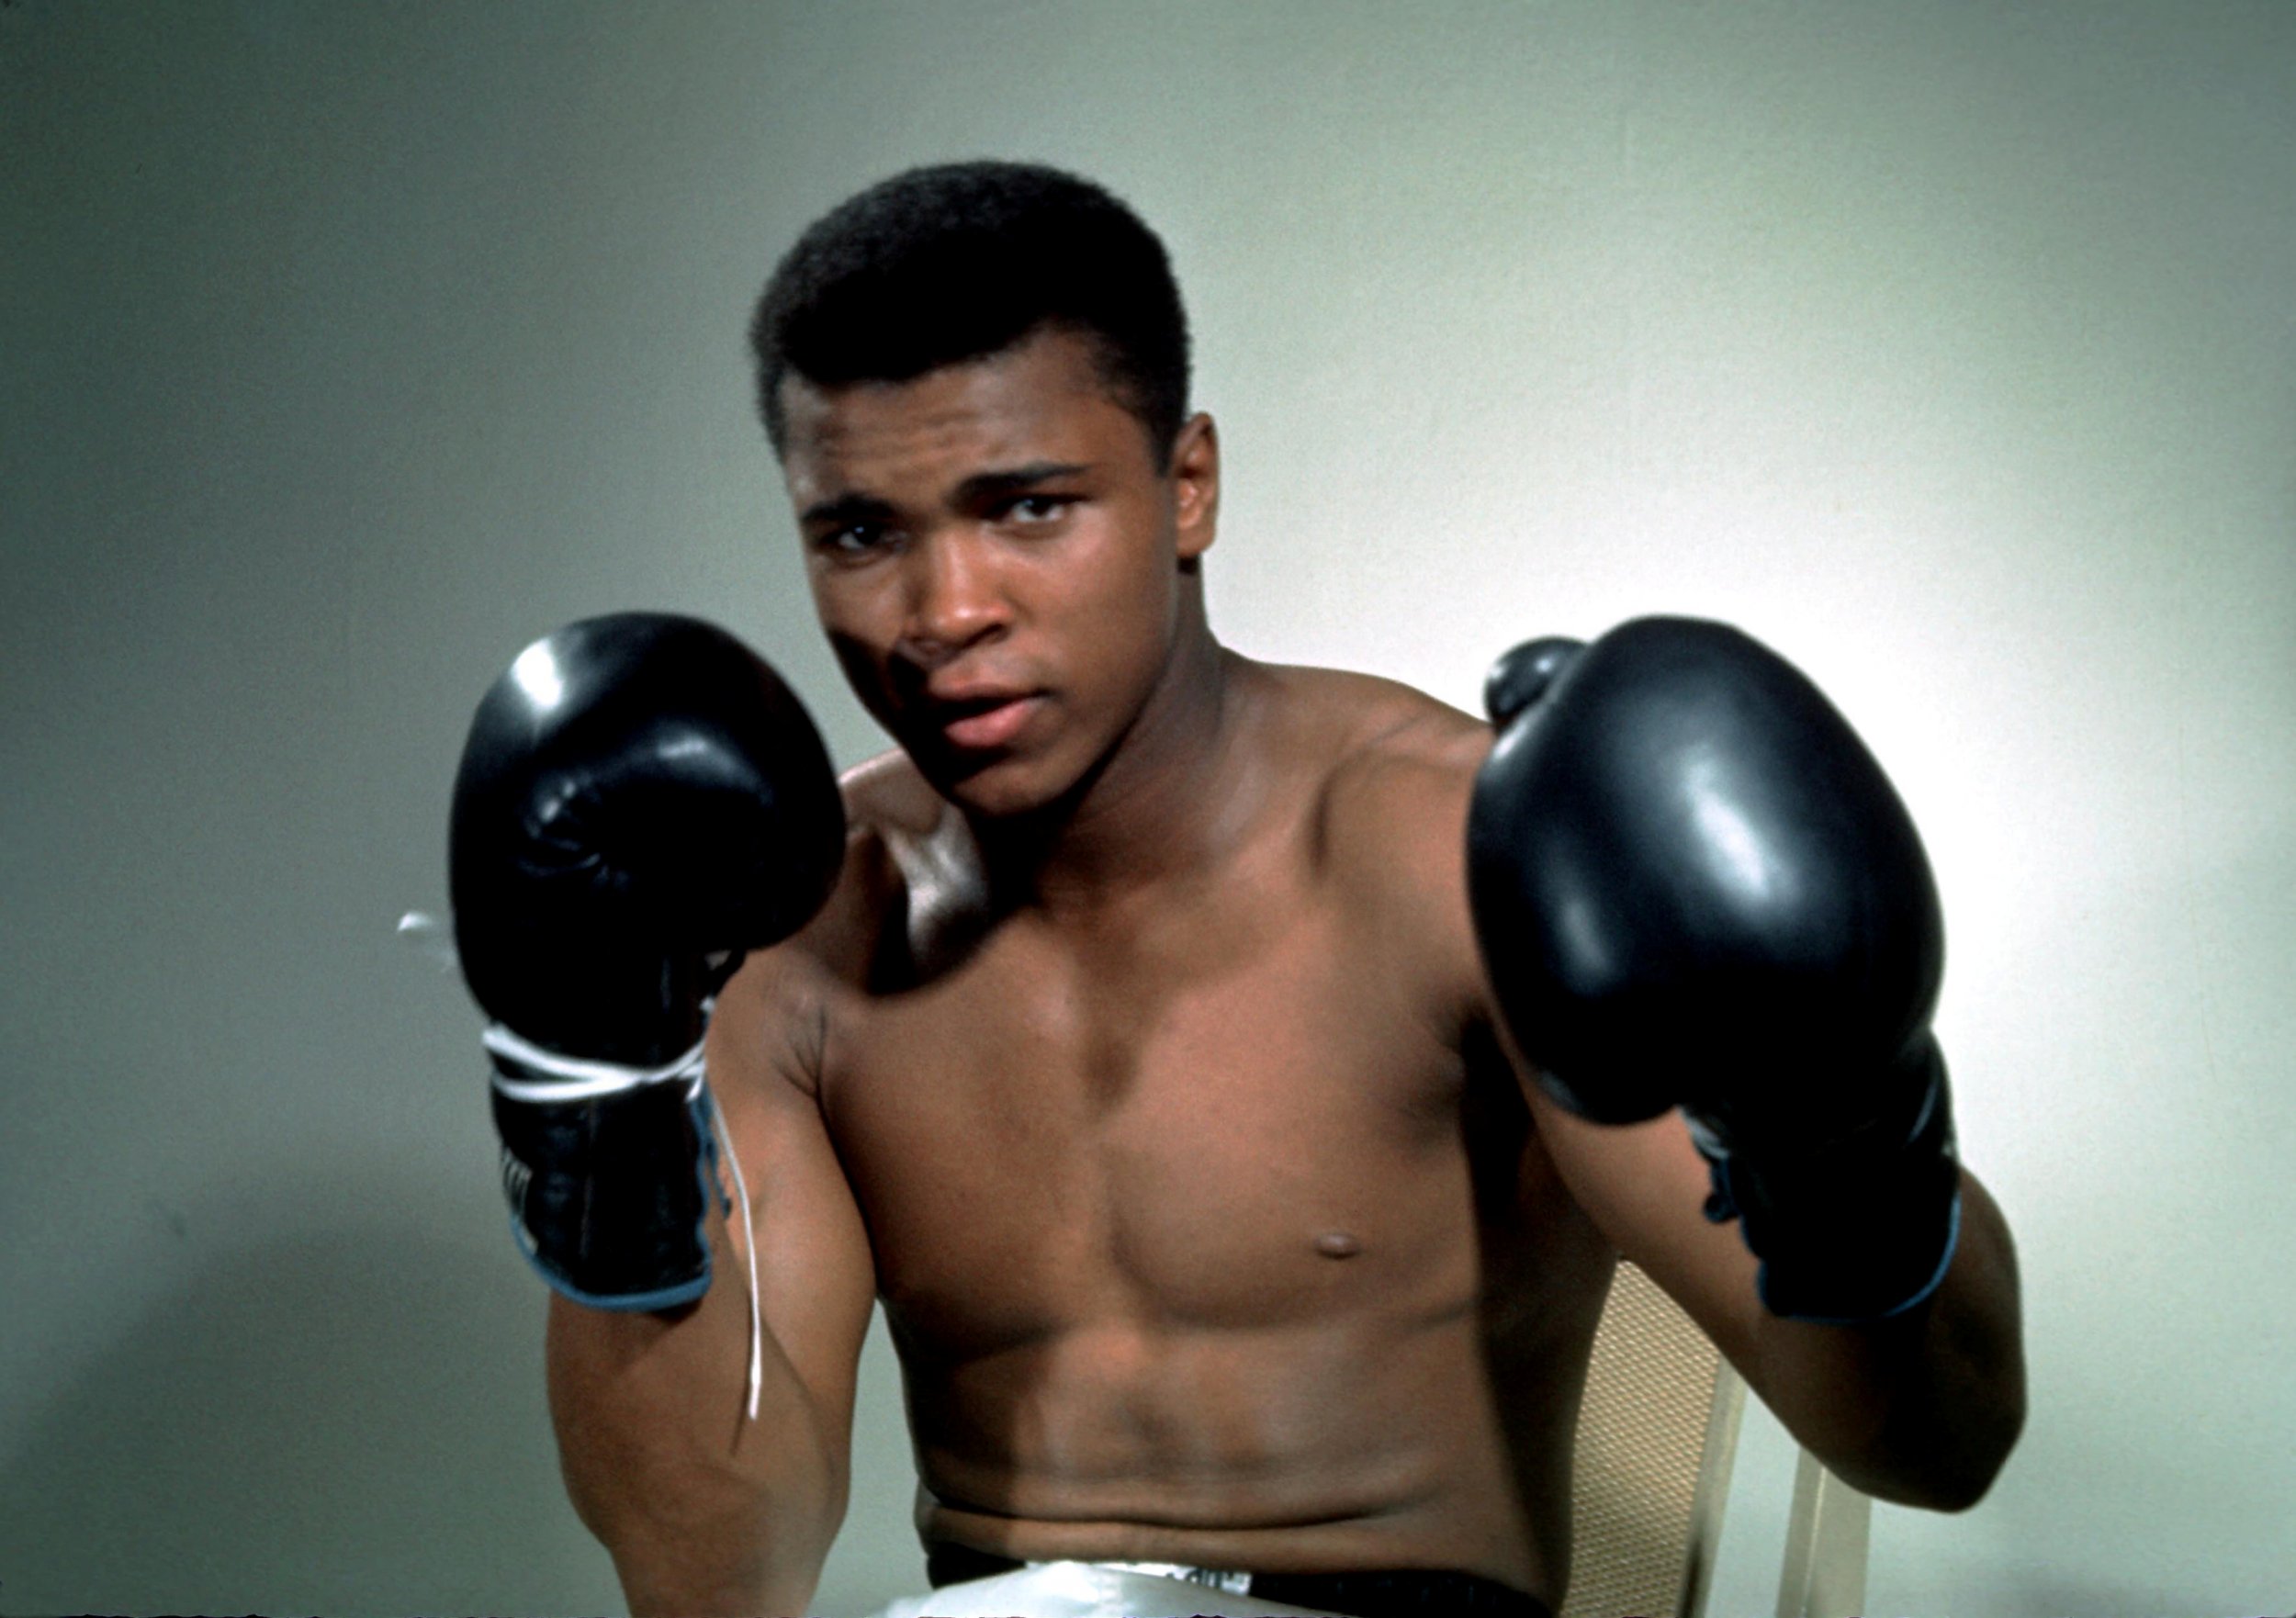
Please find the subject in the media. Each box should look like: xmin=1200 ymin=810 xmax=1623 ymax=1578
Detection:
xmin=840 ymin=746 xmax=943 ymax=839
xmin=1245 ymin=659 xmax=1489 ymax=903
xmin=729 ymin=747 xmax=924 ymax=1003
xmin=1256 ymin=660 xmax=1493 ymax=1015
xmin=715 ymin=751 xmax=925 ymax=1090
xmin=1259 ymin=660 xmax=1491 ymax=826
xmin=827 ymin=747 xmax=994 ymax=984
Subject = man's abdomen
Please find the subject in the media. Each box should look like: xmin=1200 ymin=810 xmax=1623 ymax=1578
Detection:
xmin=901 ymin=1299 xmax=1553 ymax=1595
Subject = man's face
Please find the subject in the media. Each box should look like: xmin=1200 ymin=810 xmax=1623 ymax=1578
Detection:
xmin=778 ymin=327 xmax=1216 ymax=818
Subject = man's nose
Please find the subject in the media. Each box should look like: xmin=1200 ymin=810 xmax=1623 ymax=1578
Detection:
xmin=901 ymin=528 xmax=1007 ymax=662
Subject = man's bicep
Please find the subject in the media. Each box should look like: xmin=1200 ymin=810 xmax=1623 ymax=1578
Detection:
xmin=1522 ymin=1081 xmax=1768 ymax=1370
xmin=707 ymin=954 xmax=877 ymax=1454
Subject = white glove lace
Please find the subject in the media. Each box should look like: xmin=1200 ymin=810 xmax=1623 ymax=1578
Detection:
xmin=483 ymin=1021 xmax=766 ymax=1422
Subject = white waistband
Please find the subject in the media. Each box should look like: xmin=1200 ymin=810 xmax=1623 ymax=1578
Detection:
xmin=867 ymin=1559 xmax=1349 ymax=1618
xmin=1066 ymin=1559 xmax=1253 ymax=1593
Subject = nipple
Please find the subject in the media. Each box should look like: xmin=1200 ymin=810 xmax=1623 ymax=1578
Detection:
xmin=1314 ymin=1231 xmax=1362 ymax=1259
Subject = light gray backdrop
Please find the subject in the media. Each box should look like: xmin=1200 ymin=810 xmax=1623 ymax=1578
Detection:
xmin=5 ymin=3 xmax=2290 ymax=1614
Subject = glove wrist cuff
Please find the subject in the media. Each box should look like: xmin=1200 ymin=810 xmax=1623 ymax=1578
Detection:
xmin=1694 ymin=1039 xmax=1962 ymax=1323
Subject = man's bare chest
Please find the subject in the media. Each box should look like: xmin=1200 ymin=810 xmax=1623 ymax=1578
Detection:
xmin=816 ymin=882 xmax=1483 ymax=1354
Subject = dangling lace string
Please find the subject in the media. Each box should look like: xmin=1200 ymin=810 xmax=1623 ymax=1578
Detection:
xmin=704 ymin=1080 xmax=765 ymax=1421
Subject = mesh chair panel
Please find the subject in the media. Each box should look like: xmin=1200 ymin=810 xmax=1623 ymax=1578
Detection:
xmin=1558 ymin=1260 xmax=1740 ymax=1618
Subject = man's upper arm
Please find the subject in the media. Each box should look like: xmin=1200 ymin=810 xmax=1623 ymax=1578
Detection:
xmin=717 ymin=947 xmax=877 ymax=1413
xmin=1517 ymin=1083 xmax=1769 ymax=1365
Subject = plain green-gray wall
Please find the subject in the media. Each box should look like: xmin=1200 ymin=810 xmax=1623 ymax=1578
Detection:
xmin=4 ymin=3 xmax=2290 ymax=1613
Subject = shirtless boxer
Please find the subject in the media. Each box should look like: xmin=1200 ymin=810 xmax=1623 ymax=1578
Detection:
xmin=449 ymin=163 xmax=2025 ymax=1617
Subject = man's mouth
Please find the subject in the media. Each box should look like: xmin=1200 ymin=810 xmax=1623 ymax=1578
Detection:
xmin=932 ymin=691 xmax=1041 ymax=750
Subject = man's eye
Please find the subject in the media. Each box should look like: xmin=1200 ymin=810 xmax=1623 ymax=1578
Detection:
xmin=820 ymin=524 xmax=892 ymax=557
xmin=1005 ymin=495 xmax=1071 ymax=524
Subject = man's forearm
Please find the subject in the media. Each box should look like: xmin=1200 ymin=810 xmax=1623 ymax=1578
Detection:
xmin=1749 ymin=1171 xmax=2026 ymax=1510
xmin=547 ymin=1247 xmax=851 ymax=1617
xmin=607 ymin=1469 xmax=840 ymax=1618
xmin=598 ymin=1393 xmax=847 ymax=1618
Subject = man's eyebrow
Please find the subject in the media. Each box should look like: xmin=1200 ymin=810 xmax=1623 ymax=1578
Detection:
xmin=799 ymin=462 xmax=1091 ymax=529
xmin=798 ymin=491 xmax=896 ymax=529
xmin=954 ymin=461 xmax=1092 ymax=504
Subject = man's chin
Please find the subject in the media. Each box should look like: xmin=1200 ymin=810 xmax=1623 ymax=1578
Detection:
xmin=912 ymin=747 xmax=1061 ymax=820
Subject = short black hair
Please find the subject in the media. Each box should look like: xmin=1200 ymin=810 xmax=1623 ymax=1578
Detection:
xmin=749 ymin=161 xmax=1190 ymax=463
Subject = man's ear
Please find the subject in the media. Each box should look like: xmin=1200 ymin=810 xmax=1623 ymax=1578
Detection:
xmin=1170 ymin=412 xmax=1220 ymax=563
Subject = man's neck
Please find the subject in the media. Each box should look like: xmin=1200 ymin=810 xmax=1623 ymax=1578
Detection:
xmin=969 ymin=624 xmax=1264 ymax=924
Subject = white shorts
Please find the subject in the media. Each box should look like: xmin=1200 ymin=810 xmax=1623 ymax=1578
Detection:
xmin=864 ymin=1558 xmax=1348 ymax=1618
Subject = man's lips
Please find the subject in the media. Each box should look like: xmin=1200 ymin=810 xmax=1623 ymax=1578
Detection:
xmin=930 ymin=691 xmax=1042 ymax=750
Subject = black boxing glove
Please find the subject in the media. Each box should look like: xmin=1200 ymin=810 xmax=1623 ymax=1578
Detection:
xmin=1467 ymin=617 xmax=1960 ymax=1323
xmin=450 ymin=612 xmax=843 ymax=1311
